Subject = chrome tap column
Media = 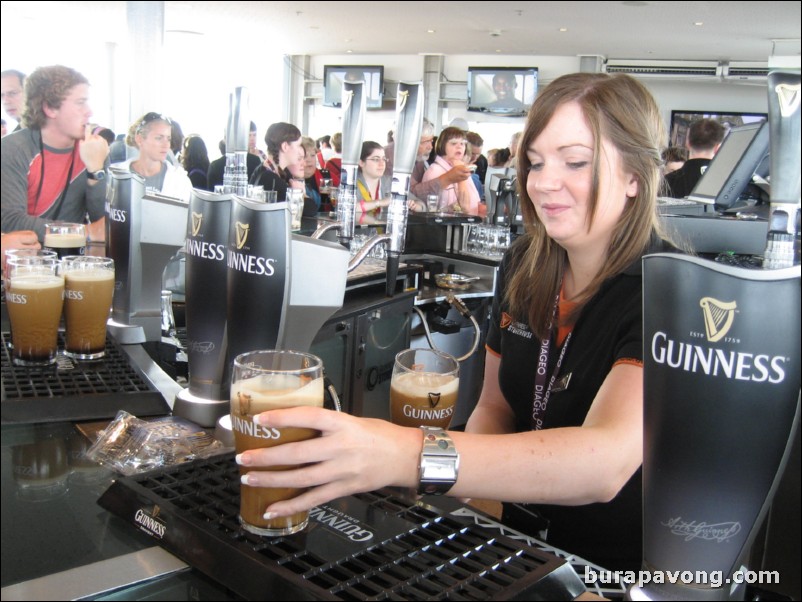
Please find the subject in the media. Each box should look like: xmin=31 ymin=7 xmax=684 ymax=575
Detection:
xmin=762 ymin=70 xmax=801 ymax=269
xmin=385 ymin=82 xmax=424 ymax=296
xmin=106 ymin=167 xmax=187 ymax=343
xmin=336 ymin=80 xmax=367 ymax=247
xmin=224 ymin=87 xmax=251 ymax=197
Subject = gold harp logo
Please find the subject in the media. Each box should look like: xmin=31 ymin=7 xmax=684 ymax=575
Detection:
xmin=428 ymin=392 xmax=441 ymax=408
xmin=191 ymin=212 xmax=203 ymax=237
xmin=397 ymin=89 xmax=409 ymax=111
xmin=235 ymin=222 xmax=250 ymax=249
xmin=775 ymin=82 xmax=801 ymax=118
xmin=699 ymin=297 xmax=737 ymax=343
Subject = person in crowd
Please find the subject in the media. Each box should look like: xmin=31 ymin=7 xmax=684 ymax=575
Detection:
xmin=660 ymin=146 xmax=688 ymax=175
xmin=422 ymin=126 xmax=481 ymax=215
xmin=487 ymin=147 xmax=511 ymax=168
xmin=324 ymin=132 xmax=343 ymax=187
xmin=505 ymin=131 xmax=523 ymax=168
xmin=1 ymin=65 xmax=108 ymax=243
xmin=663 ymin=119 xmax=725 ymax=198
xmin=386 ymin=129 xmax=394 ymax=145
xmin=235 ymin=72 xmax=676 ymax=573
xmin=249 ymin=121 xmax=304 ymax=202
xmin=118 ymin=112 xmax=192 ymax=201
xmin=1 ymin=69 xmax=26 ymax=131
xmin=488 ymin=72 xmax=526 ymax=113
xmin=1 ymin=118 xmax=6 ymax=137
xmin=181 ymin=134 xmax=211 ymax=190
xmin=249 ymin=121 xmax=266 ymax=161
xmin=170 ymin=119 xmax=184 ymax=161
xmin=392 ymin=119 xmax=472 ymax=205
xmin=300 ymin=136 xmax=321 ymax=213
xmin=465 ymin=131 xmax=487 ymax=198
xmin=90 ymin=125 xmax=115 ymax=146
xmin=356 ymin=141 xmax=391 ymax=217
xmin=316 ymin=134 xmax=334 ymax=169
xmin=207 ymin=138 xmax=262 ymax=190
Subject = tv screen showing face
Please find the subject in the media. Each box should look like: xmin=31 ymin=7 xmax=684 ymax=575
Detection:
xmin=669 ymin=110 xmax=767 ymax=148
xmin=687 ymin=121 xmax=769 ymax=210
xmin=323 ymin=65 xmax=384 ymax=109
xmin=467 ymin=67 xmax=537 ymax=116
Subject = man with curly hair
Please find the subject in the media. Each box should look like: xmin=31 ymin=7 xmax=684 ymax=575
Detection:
xmin=1 ymin=65 xmax=109 ymax=242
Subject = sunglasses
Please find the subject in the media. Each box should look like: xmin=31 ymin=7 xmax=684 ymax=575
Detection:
xmin=137 ymin=112 xmax=172 ymax=134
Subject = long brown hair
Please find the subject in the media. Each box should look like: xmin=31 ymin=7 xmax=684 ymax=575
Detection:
xmin=508 ymin=73 xmax=666 ymax=339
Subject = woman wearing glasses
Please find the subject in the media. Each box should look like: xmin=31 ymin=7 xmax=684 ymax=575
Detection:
xmin=421 ymin=127 xmax=481 ymax=215
xmin=356 ymin=141 xmax=391 ymax=217
xmin=119 ymin=112 xmax=192 ymax=201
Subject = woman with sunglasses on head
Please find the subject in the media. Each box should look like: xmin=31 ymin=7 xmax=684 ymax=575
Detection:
xmin=421 ymin=127 xmax=481 ymax=215
xmin=118 ymin=112 xmax=192 ymax=201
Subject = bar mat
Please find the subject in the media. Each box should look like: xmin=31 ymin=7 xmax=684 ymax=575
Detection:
xmin=99 ymin=452 xmax=586 ymax=600
xmin=1 ymin=332 xmax=170 ymax=424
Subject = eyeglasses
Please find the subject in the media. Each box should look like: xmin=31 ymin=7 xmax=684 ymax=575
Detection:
xmin=137 ymin=112 xmax=171 ymax=134
xmin=366 ymin=156 xmax=388 ymax=163
xmin=420 ymin=137 xmax=434 ymax=144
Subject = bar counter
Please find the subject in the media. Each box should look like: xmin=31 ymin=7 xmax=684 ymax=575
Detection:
xmin=1 ymin=232 xmax=620 ymax=600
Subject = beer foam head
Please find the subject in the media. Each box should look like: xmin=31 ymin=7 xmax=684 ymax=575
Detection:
xmin=43 ymin=232 xmax=86 ymax=248
xmin=231 ymin=373 xmax=324 ymax=413
xmin=64 ymin=269 xmax=114 ymax=283
xmin=9 ymin=273 xmax=64 ymax=290
xmin=392 ymin=372 xmax=459 ymax=396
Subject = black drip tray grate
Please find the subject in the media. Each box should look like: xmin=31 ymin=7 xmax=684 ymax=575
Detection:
xmin=2 ymin=332 xmax=171 ymax=424
xmin=99 ymin=453 xmax=585 ymax=600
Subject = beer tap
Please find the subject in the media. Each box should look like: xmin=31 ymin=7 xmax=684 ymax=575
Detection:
xmin=223 ymin=87 xmax=250 ymax=197
xmin=763 ymin=70 xmax=801 ymax=269
xmin=311 ymin=81 xmax=366 ymax=243
xmin=382 ymin=82 xmax=424 ymax=296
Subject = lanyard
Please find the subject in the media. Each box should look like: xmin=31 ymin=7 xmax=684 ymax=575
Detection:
xmin=531 ymin=293 xmax=572 ymax=430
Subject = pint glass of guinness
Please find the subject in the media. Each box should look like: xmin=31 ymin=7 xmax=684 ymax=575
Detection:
xmin=231 ymin=350 xmax=324 ymax=536
xmin=6 ymin=255 xmax=64 ymax=366
xmin=390 ymin=348 xmax=460 ymax=428
xmin=44 ymin=221 xmax=87 ymax=258
xmin=62 ymin=256 xmax=115 ymax=360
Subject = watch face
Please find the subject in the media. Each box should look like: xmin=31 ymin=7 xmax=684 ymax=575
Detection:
xmin=94 ymin=171 xmax=106 ymax=180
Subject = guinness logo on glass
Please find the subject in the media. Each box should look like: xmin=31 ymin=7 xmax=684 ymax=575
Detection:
xmin=191 ymin=212 xmax=203 ymax=236
xmin=700 ymin=297 xmax=737 ymax=343
xmin=235 ymin=222 xmax=250 ymax=249
xmin=398 ymin=89 xmax=409 ymax=110
xmin=776 ymin=82 xmax=801 ymax=117
xmin=428 ymin=392 xmax=441 ymax=408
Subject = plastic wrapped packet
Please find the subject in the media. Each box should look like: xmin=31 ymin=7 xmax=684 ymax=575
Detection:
xmin=85 ymin=411 xmax=227 ymax=476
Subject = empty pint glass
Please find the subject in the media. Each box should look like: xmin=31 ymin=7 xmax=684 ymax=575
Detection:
xmin=62 ymin=256 xmax=114 ymax=360
xmin=390 ymin=348 xmax=460 ymax=428
xmin=44 ymin=221 xmax=87 ymax=258
xmin=6 ymin=255 xmax=64 ymax=366
xmin=231 ymin=350 xmax=324 ymax=536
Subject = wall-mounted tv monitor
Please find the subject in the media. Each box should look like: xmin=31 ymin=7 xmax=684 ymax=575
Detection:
xmin=467 ymin=67 xmax=537 ymax=117
xmin=323 ymin=65 xmax=384 ymax=109
xmin=669 ymin=110 xmax=767 ymax=148
xmin=687 ymin=121 xmax=770 ymax=210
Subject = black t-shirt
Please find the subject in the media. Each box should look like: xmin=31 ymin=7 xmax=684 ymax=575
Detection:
xmin=663 ymin=158 xmax=711 ymax=199
xmin=486 ymin=238 xmax=673 ymax=571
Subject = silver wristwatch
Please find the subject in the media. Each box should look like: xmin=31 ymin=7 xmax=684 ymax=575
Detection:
xmin=418 ymin=426 xmax=460 ymax=495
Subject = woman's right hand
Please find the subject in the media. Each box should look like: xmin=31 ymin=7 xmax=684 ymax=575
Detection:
xmin=237 ymin=407 xmax=423 ymax=519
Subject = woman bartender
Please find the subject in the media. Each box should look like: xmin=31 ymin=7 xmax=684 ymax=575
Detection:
xmin=236 ymin=72 xmax=676 ymax=572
